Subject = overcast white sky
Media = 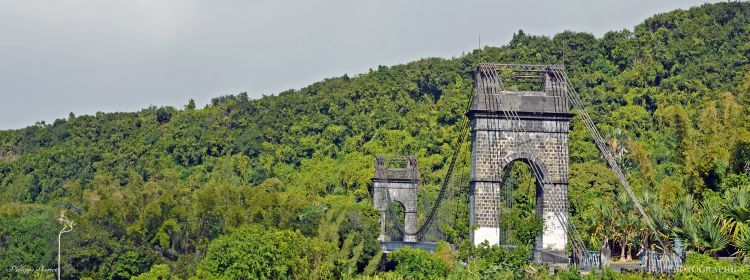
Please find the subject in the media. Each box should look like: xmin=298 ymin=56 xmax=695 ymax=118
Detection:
xmin=0 ymin=0 xmax=721 ymax=130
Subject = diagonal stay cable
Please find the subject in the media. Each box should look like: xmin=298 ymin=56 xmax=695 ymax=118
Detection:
xmin=549 ymin=67 xmax=669 ymax=252
xmin=480 ymin=64 xmax=505 ymax=245
xmin=482 ymin=64 xmax=589 ymax=254
xmin=501 ymin=68 xmax=591 ymax=253
xmin=480 ymin=65 xmax=589 ymax=254
xmin=551 ymin=67 xmax=668 ymax=251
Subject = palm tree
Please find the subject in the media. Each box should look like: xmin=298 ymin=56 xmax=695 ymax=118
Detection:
xmin=723 ymin=185 xmax=750 ymax=259
xmin=734 ymin=226 xmax=750 ymax=262
xmin=614 ymin=191 xmax=639 ymax=261
xmin=724 ymin=185 xmax=750 ymax=238
xmin=639 ymin=191 xmax=669 ymax=250
xmin=670 ymin=195 xmax=696 ymax=242
xmin=593 ymin=199 xmax=618 ymax=250
xmin=690 ymin=197 xmax=730 ymax=257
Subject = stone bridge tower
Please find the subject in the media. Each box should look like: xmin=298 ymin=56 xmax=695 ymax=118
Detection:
xmin=373 ymin=155 xmax=419 ymax=242
xmin=468 ymin=64 xmax=573 ymax=263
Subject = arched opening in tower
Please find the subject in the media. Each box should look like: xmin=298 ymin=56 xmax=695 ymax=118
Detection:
xmin=496 ymin=160 xmax=544 ymax=247
xmin=384 ymin=200 xmax=406 ymax=241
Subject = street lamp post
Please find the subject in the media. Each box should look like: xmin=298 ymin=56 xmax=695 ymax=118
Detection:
xmin=57 ymin=211 xmax=74 ymax=280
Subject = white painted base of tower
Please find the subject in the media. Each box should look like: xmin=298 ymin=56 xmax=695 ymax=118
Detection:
xmin=472 ymin=227 xmax=502 ymax=246
xmin=541 ymin=211 xmax=567 ymax=252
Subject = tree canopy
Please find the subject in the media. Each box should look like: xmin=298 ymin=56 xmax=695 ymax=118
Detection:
xmin=1 ymin=2 xmax=750 ymax=279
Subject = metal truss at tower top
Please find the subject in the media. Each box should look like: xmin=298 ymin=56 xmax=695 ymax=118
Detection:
xmin=480 ymin=63 xmax=565 ymax=73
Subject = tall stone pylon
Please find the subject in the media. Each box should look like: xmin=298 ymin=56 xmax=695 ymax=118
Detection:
xmin=467 ymin=64 xmax=572 ymax=264
xmin=373 ymin=156 xmax=419 ymax=242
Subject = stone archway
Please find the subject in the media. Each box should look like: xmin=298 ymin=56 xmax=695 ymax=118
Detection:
xmin=468 ymin=66 xmax=572 ymax=264
xmin=373 ymin=156 xmax=419 ymax=242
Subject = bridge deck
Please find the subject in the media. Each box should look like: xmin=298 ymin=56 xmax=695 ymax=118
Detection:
xmin=381 ymin=241 xmax=438 ymax=253
xmin=381 ymin=241 xmax=655 ymax=274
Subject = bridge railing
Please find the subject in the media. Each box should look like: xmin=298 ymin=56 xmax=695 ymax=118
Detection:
xmin=571 ymin=250 xmax=603 ymax=269
xmin=646 ymin=250 xmax=683 ymax=274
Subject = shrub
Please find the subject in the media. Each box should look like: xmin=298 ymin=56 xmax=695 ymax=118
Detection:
xmin=194 ymin=225 xmax=336 ymax=279
xmin=388 ymin=247 xmax=449 ymax=279
xmin=675 ymin=253 xmax=750 ymax=279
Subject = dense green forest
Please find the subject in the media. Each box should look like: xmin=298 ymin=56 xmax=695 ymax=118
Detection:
xmin=2 ymin=2 xmax=750 ymax=279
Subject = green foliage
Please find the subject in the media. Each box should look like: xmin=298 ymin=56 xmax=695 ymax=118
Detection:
xmin=689 ymin=196 xmax=730 ymax=256
xmin=499 ymin=208 xmax=544 ymax=245
xmin=317 ymin=195 xmax=382 ymax=275
xmin=107 ymin=251 xmax=154 ymax=280
xmin=0 ymin=203 xmax=56 ymax=279
xmin=194 ymin=225 xmax=336 ymax=279
xmin=447 ymin=242 xmax=534 ymax=279
xmin=132 ymin=264 xmax=177 ymax=280
xmin=388 ymin=247 xmax=449 ymax=279
xmin=1 ymin=2 xmax=750 ymax=278
xmin=675 ymin=253 xmax=750 ymax=279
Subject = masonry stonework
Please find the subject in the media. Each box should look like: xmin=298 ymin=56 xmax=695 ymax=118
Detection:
xmin=372 ymin=156 xmax=419 ymax=242
xmin=469 ymin=69 xmax=573 ymax=264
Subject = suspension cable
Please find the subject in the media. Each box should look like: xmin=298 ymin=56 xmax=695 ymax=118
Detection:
xmin=548 ymin=67 xmax=668 ymax=252
xmin=480 ymin=65 xmax=589 ymax=253
xmin=382 ymin=80 xmax=475 ymax=236
xmin=499 ymin=73 xmax=590 ymax=252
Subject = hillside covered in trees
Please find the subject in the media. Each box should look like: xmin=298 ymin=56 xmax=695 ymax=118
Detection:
xmin=2 ymin=2 xmax=750 ymax=279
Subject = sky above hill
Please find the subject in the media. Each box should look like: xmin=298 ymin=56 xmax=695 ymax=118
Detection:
xmin=0 ymin=0 xmax=721 ymax=129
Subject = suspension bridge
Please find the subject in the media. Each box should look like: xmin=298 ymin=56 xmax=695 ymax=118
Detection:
xmin=371 ymin=63 xmax=684 ymax=272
